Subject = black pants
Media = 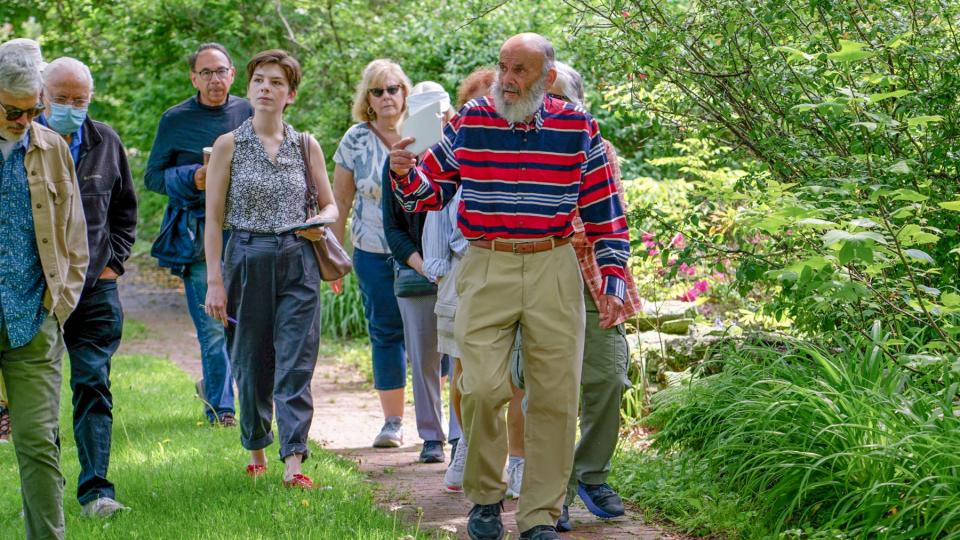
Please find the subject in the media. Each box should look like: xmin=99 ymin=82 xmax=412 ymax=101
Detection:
xmin=224 ymin=231 xmax=321 ymax=461
xmin=64 ymin=279 xmax=123 ymax=505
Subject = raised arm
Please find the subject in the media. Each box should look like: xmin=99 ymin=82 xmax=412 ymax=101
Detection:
xmin=388 ymin=112 xmax=464 ymax=212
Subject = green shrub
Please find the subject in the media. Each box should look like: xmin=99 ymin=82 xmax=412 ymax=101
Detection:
xmin=320 ymin=272 xmax=366 ymax=340
xmin=643 ymin=332 xmax=960 ymax=538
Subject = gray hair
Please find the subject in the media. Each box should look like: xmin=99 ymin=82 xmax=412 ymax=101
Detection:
xmin=0 ymin=38 xmax=46 ymax=71
xmin=552 ymin=61 xmax=584 ymax=107
xmin=44 ymin=57 xmax=95 ymax=93
xmin=0 ymin=50 xmax=43 ymax=97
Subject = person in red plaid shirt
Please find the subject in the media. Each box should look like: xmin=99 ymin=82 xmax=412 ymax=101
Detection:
xmin=390 ymin=33 xmax=629 ymax=540
xmin=549 ymin=61 xmax=642 ymax=532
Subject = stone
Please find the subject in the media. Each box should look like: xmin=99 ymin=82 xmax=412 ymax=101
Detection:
xmin=633 ymin=300 xmax=698 ymax=332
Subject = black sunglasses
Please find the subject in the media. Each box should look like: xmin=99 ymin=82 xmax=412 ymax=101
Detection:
xmin=548 ymin=93 xmax=569 ymax=102
xmin=368 ymin=85 xmax=401 ymax=98
xmin=0 ymin=101 xmax=44 ymax=121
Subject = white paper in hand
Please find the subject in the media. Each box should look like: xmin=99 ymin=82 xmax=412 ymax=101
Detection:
xmin=401 ymin=100 xmax=443 ymax=156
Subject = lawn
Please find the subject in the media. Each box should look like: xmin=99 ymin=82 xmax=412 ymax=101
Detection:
xmin=0 ymin=354 xmax=429 ymax=539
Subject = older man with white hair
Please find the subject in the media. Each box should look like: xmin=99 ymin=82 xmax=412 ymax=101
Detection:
xmin=390 ymin=33 xmax=629 ymax=540
xmin=37 ymin=56 xmax=137 ymax=519
xmin=0 ymin=50 xmax=88 ymax=540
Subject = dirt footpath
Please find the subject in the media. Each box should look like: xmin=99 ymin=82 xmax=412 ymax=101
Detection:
xmin=119 ymin=256 xmax=679 ymax=539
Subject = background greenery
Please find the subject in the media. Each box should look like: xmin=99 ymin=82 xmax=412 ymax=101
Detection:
xmin=4 ymin=0 xmax=960 ymax=537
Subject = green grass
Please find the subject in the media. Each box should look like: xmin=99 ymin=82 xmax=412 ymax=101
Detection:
xmin=0 ymin=354 xmax=432 ymax=539
xmin=120 ymin=318 xmax=149 ymax=342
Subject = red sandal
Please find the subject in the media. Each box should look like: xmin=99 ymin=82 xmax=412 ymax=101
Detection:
xmin=282 ymin=473 xmax=314 ymax=489
xmin=246 ymin=464 xmax=267 ymax=478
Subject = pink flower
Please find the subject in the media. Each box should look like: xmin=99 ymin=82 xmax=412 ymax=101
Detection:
xmin=679 ymin=262 xmax=696 ymax=277
xmin=670 ymin=233 xmax=686 ymax=249
xmin=648 ymin=247 xmax=660 ymax=257
xmin=677 ymin=280 xmax=709 ymax=302
xmin=667 ymin=257 xmax=677 ymax=267
xmin=643 ymin=239 xmax=658 ymax=249
xmin=641 ymin=231 xmax=655 ymax=242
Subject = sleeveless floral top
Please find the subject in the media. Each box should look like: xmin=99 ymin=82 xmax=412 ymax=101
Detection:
xmin=225 ymin=118 xmax=308 ymax=233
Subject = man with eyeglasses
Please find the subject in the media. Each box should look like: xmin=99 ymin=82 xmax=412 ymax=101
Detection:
xmin=145 ymin=43 xmax=251 ymax=426
xmin=0 ymin=49 xmax=89 ymax=540
xmin=35 ymin=56 xmax=138 ymax=520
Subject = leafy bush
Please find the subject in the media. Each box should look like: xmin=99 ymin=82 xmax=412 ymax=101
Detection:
xmin=320 ymin=272 xmax=366 ymax=339
xmin=645 ymin=330 xmax=960 ymax=538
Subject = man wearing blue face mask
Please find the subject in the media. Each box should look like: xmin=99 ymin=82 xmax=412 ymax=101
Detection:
xmin=37 ymin=57 xmax=137 ymax=519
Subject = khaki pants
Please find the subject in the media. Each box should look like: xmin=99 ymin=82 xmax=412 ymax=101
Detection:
xmin=1 ymin=316 xmax=66 ymax=540
xmin=455 ymin=244 xmax=584 ymax=531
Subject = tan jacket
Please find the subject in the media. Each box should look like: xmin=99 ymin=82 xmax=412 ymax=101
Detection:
xmin=23 ymin=122 xmax=88 ymax=327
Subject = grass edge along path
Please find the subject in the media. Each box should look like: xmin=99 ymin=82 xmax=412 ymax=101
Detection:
xmin=0 ymin=354 xmax=434 ymax=540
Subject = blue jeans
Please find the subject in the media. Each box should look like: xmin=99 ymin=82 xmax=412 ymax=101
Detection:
xmin=353 ymin=248 xmax=406 ymax=390
xmin=63 ymin=280 xmax=123 ymax=505
xmin=182 ymin=260 xmax=235 ymax=421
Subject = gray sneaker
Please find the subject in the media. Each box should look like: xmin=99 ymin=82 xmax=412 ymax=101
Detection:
xmin=505 ymin=456 xmax=524 ymax=499
xmin=444 ymin=436 xmax=468 ymax=492
xmin=81 ymin=497 xmax=130 ymax=518
xmin=373 ymin=416 xmax=403 ymax=448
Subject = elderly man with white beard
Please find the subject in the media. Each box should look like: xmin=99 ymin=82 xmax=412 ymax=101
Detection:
xmin=389 ymin=33 xmax=629 ymax=540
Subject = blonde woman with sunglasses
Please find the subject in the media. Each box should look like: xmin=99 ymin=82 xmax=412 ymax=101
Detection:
xmin=330 ymin=59 xmax=413 ymax=448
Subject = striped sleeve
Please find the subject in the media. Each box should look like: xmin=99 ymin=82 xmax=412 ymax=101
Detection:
xmin=391 ymin=112 xmax=463 ymax=212
xmin=577 ymin=118 xmax=630 ymax=298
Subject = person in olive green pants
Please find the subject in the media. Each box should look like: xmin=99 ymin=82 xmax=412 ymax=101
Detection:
xmin=0 ymin=44 xmax=90 ymax=540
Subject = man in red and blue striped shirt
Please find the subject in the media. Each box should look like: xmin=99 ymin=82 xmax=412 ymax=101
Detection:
xmin=390 ymin=33 xmax=628 ymax=540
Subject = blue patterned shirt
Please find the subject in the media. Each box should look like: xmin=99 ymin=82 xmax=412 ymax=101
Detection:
xmin=0 ymin=132 xmax=47 ymax=347
xmin=332 ymin=123 xmax=391 ymax=254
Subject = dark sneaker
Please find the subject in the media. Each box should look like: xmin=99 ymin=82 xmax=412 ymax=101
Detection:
xmin=519 ymin=525 xmax=560 ymax=539
xmin=556 ymin=505 xmax=572 ymax=532
xmin=467 ymin=501 xmax=504 ymax=540
xmin=420 ymin=440 xmax=444 ymax=463
xmin=577 ymin=482 xmax=625 ymax=518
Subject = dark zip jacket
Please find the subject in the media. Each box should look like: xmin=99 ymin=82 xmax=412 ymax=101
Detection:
xmin=75 ymin=116 xmax=138 ymax=288
xmin=144 ymin=94 xmax=252 ymax=274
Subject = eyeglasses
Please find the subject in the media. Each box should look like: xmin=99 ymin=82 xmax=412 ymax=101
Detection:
xmin=194 ymin=68 xmax=231 ymax=81
xmin=0 ymin=101 xmax=44 ymax=121
xmin=368 ymin=85 xmax=401 ymax=98
xmin=50 ymin=96 xmax=90 ymax=108
xmin=548 ymin=93 xmax=569 ymax=102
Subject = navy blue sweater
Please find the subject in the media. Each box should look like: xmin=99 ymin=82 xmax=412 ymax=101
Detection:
xmin=145 ymin=94 xmax=252 ymax=272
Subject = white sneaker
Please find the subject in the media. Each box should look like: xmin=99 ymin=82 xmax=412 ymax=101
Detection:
xmin=505 ymin=456 xmax=524 ymax=499
xmin=444 ymin=437 xmax=468 ymax=492
xmin=81 ymin=497 xmax=130 ymax=518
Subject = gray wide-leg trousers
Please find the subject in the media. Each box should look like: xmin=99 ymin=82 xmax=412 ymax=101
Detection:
xmin=225 ymin=231 xmax=321 ymax=461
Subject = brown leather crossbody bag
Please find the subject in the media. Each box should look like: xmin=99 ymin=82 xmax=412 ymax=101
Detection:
xmin=299 ymin=133 xmax=352 ymax=281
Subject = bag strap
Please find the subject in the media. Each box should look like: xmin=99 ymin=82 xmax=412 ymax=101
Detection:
xmin=299 ymin=132 xmax=318 ymax=213
xmin=366 ymin=121 xmax=392 ymax=149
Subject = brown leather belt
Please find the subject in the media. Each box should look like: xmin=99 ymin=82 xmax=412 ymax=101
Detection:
xmin=469 ymin=237 xmax=571 ymax=254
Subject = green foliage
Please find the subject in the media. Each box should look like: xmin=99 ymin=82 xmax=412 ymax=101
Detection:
xmin=320 ymin=272 xmax=366 ymax=339
xmin=643 ymin=334 xmax=960 ymax=538
xmin=569 ymin=0 xmax=960 ymax=352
